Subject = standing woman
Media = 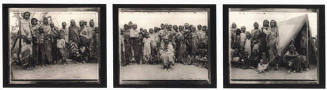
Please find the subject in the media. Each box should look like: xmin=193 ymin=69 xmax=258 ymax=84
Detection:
xmin=260 ymin=20 xmax=270 ymax=62
xmin=68 ymin=19 xmax=80 ymax=60
xmin=17 ymin=12 xmax=33 ymax=68
xmin=176 ymin=26 xmax=187 ymax=63
xmin=40 ymin=17 xmax=53 ymax=65
xmin=269 ymin=20 xmax=279 ymax=69
xmin=50 ymin=22 xmax=60 ymax=64
xmin=31 ymin=18 xmax=40 ymax=66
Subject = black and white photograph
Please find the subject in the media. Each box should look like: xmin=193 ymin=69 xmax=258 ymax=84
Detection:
xmin=223 ymin=5 xmax=325 ymax=88
xmin=113 ymin=5 xmax=216 ymax=88
xmin=3 ymin=4 xmax=107 ymax=87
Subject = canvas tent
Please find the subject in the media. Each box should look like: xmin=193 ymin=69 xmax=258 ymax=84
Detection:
xmin=277 ymin=14 xmax=318 ymax=64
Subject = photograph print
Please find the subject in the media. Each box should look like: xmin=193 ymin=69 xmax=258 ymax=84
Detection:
xmin=114 ymin=5 xmax=216 ymax=88
xmin=223 ymin=5 xmax=325 ymax=88
xmin=3 ymin=4 xmax=107 ymax=87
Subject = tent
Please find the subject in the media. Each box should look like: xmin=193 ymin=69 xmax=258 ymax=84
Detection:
xmin=277 ymin=14 xmax=318 ymax=64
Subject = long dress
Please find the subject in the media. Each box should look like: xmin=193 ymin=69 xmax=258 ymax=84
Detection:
xmin=176 ymin=32 xmax=187 ymax=61
xmin=191 ymin=32 xmax=199 ymax=56
xmin=31 ymin=25 xmax=41 ymax=65
xmin=40 ymin=24 xmax=53 ymax=64
xmin=68 ymin=25 xmax=80 ymax=59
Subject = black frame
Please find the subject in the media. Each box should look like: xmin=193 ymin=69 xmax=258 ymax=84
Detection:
xmin=113 ymin=4 xmax=216 ymax=88
xmin=3 ymin=4 xmax=107 ymax=88
xmin=223 ymin=5 xmax=325 ymax=88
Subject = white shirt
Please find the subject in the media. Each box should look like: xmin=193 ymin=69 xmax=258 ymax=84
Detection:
xmin=129 ymin=29 xmax=139 ymax=38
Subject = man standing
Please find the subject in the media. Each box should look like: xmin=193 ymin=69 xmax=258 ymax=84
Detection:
xmin=130 ymin=24 xmax=140 ymax=64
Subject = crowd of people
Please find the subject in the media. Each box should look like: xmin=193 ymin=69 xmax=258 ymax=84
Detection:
xmin=11 ymin=12 xmax=100 ymax=69
xmin=230 ymin=20 xmax=310 ymax=73
xmin=120 ymin=21 xmax=209 ymax=69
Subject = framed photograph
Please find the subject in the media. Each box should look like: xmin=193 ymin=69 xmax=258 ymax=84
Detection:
xmin=113 ymin=4 xmax=216 ymax=88
xmin=223 ymin=5 xmax=325 ymax=88
xmin=3 ymin=4 xmax=107 ymax=87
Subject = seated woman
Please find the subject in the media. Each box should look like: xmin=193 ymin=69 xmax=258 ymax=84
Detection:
xmin=284 ymin=44 xmax=301 ymax=73
xmin=160 ymin=38 xmax=174 ymax=70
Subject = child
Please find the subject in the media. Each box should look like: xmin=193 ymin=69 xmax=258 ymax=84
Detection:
xmin=57 ymin=31 xmax=67 ymax=64
xmin=257 ymin=53 xmax=269 ymax=73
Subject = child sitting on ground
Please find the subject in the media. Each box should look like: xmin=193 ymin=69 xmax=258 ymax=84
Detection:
xmin=257 ymin=53 xmax=269 ymax=73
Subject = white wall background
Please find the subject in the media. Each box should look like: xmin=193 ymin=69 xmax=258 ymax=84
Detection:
xmin=119 ymin=11 xmax=208 ymax=30
xmin=0 ymin=0 xmax=326 ymax=90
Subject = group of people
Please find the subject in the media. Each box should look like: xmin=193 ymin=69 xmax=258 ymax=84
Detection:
xmin=230 ymin=20 xmax=309 ymax=73
xmin=11 ymin=12 xmax=100 ymax=69
xmin=120 ymin=21 xmax=209 ymax=69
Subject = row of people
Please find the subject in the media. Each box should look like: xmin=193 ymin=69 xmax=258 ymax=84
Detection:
xmin=231 ymin=20 xmax=309 ymax=73
xmin=12 ymin=12 xmax=100 ymax=69
xmin=120 ymin=22 xmax=209 ymax=69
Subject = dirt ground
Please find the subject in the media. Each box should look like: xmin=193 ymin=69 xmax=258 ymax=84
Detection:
xmin=120 ymin=63 xmax=208 ymax=80
xmin=12 ymin=63 xmax=99 ymax=80
xmin=231 ymin=66 xmax=318 ymax=80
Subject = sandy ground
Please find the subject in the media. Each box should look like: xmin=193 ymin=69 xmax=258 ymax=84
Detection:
xmin=120 ymin=63 xmax=208 ymax=80
xmin=12 ymin=63 xmax=99 ymax=80
xmin=231 ymin=66 xmax=318 ymax=80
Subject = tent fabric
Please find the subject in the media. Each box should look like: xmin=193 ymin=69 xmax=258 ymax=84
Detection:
xmin=277 ymin=15 xmax=308 ymax=55
xmin=276 ymin=14 xmax=318 ymax=64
